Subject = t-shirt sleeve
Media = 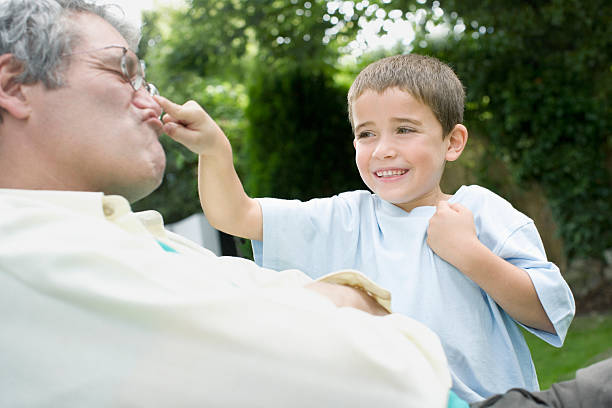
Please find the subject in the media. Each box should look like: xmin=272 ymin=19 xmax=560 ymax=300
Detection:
xmin=252 ymin=194 xmax=361 ymax=278
xmin=495 ymin=222 xmax=575 ymax=346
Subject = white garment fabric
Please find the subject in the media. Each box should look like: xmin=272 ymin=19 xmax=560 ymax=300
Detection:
xmin=0 ymin=188 xmax=451 ymax=408
xmin=253 ymin=185 xmax=575 ymax=403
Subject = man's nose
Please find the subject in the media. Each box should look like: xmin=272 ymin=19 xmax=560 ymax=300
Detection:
xmin=132 ymin=89 xmax=162 ymax=117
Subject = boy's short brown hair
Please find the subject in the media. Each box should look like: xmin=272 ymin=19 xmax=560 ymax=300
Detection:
xmin=347 ymin=54 xmax=465 ymax=136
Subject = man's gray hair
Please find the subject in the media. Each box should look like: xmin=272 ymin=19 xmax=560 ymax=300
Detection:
xmin=0 ymin=0 xmax=139 ymax=89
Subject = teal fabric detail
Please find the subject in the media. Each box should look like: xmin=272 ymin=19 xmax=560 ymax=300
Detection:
xmin=447 ymin=390 xmax=470 ymax=408
xmin=157 ymin=240 xmax=178 ymax=253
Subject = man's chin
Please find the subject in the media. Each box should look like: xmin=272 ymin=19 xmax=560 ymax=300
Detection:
xmin=137 ymin=171 xmax=166 ymax=203
xmin=122 ymin=164 xmax=166 ymax=204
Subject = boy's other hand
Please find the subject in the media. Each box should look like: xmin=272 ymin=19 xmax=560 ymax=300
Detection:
xmin=154 ymin=95 xmax=227 ymax=155
xmin=427 ymin=201 xmax=478 ymax=265
xmin=305 ymin=281 xmax=389 ymax=316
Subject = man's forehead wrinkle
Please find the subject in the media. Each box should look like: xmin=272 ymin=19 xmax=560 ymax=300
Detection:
xmin=68 ymin=12 xmax=130 ymax=54
xmin=69 ymin=47 xmax=121 ymax=70
xmin=97 ymin=47 xmax=124 ymax=64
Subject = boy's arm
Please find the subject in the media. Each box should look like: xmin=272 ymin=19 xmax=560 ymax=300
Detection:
xmin=154 ymin=96 xmax=262 ymax=241
xmin=427 ymin=201 xmax=555 ymax=333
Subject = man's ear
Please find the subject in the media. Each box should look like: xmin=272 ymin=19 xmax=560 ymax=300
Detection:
xmin=0 ymin=54 xmax=31 ymax=120
xmin=445 ymin=124 xmax=468 ymax=162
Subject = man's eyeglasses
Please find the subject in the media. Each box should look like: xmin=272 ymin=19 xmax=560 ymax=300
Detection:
xmin=63 ymin=45 xmax=159 ymax=96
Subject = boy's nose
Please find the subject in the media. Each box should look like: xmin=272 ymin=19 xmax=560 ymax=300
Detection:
xmin=373 ymin=138 xmax=397 ymax=159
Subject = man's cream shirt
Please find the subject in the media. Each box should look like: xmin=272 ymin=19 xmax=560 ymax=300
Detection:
xmin=0 ymin=189 xmax=451 ymax=407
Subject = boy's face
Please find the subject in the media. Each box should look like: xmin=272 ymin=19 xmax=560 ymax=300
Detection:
xmin=352 ymin=87 xmax=452 ymax=212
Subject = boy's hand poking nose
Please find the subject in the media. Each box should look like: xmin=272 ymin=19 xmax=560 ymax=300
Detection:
xmin=154 ymin=95 xmax=227 ymax=156
xmin=427 ymin=201 xmax=478 ymax=266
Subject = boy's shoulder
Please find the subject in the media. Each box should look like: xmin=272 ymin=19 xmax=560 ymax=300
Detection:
xmin=274 ymin=190 xmax=376 ymax=216
xmin=454 ymin=184 xmax=511 ymax=205
xmin=453 ymin=184 xmax=504 ymax=200
xmin=453 ymin=185 xmax=532 ymax=222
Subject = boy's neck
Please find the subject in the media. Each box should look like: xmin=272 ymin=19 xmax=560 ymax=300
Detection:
xmin=392 ymin=189 xmax=452 ymax=213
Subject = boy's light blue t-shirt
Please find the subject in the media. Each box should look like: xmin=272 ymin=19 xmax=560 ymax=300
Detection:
xmin=253 ymin=185 xmax=575 ymax=403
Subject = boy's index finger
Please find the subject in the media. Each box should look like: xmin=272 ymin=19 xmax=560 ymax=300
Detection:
xmin=154 ymin=95 xmax=183 ymax=117
xmin=155 ymin=96 xmax=207 ymax=127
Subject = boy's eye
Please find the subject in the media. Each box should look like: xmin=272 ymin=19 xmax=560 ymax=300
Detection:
xmin=397 ymin=127 xmax=415 ymax=134
xmin=356 ymin=131 xmax=374 ymax=139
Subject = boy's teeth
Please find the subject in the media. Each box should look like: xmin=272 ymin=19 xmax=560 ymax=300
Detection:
xmin=376 ymin=169 xmax=407 ymax=177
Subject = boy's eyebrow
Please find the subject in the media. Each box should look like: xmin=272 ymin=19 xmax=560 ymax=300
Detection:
xmin=355 ymin=117 xmax=423 ymax=132
xmin=390 ymin=117 xmax=423 ymax=126
xmin=355 ymin=121 xmax=375 ymax=132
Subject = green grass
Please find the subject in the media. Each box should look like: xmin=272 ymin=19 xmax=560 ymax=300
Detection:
xmin=525 ymin=311 xmax=612 ymax=389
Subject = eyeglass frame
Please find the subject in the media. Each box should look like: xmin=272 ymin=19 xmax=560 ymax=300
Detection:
xmin=62 ymin=45 xmax=159 ymax=96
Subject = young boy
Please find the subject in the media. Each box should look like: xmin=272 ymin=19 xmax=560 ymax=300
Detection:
xmin=155 ymin=54 xmax=575 ymax=403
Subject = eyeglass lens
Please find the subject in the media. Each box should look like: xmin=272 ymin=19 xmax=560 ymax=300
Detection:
xmin=121 ymin=49 xmax=158 ymax=96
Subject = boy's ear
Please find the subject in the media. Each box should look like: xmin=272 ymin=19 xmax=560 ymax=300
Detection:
xmin=0 ymin=54 xmax=32 ymax=120
xmin=445 ymin=124 xmax=468 ymax=162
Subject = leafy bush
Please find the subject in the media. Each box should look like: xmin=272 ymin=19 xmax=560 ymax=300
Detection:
xmin=433 ymin=0 xmax=612 ymax=259
xmin=244 ymin=66 xmax=363 ymax=200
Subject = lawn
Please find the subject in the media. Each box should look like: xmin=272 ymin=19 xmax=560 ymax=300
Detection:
xmin=525 ymin=311 xmax=612 ymax=389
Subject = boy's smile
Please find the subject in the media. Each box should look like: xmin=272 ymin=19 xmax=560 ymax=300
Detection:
xmin=352 ymin=87 xmax=462 ymax=212
xmin=375 ymin=168 xmax=408 ymax=178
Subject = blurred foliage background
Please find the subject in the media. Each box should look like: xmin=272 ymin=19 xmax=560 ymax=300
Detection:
xmin=133 ymin=0 xmax=612 ymax=303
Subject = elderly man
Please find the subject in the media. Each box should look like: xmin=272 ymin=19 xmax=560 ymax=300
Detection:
xmin=0 ymin=1 xmax=610 ymax=408
xmin=0 ymin=1 xmax=451 ymax=406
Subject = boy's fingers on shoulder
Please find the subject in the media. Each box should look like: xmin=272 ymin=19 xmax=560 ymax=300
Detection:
xmin=436 ymin=200 xmax=451 ymax=210
xmin=450 ymin=202 xmax=471 ymax=214
xmin=447 ymin=202 xmax=460 ymax=210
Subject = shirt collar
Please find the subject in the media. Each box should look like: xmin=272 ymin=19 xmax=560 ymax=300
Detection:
xmin=0 ymin=189 xmax=167 ymax=238
xmin=0 ymin=188 xmax=107 ymax=217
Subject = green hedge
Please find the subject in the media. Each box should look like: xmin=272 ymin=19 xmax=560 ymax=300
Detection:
xmin=244 ymin=66 xmax=363 ymax=200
